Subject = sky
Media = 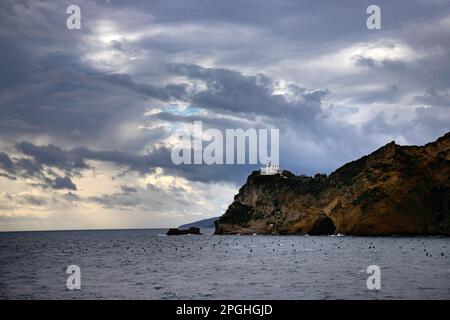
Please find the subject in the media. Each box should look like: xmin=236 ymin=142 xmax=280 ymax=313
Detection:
xmin=0 ymin=0 xmax=449 ymax=231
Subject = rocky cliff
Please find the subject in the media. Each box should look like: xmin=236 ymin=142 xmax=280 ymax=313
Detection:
xmin=215 ymin=132 xmax=450 ymax=236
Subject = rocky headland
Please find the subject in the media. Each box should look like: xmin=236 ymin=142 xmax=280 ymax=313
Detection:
xmin=215 ymin=132 xmax=450 ymax=236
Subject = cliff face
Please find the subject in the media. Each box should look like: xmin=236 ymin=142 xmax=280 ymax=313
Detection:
xmin=215 ymin=132 xmax=450 ymax=236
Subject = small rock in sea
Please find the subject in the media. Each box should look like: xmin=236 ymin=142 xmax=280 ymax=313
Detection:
xmin=441 ymin=253 xmax=444 ymax=256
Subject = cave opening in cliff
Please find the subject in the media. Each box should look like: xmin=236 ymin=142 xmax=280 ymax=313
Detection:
xmin=308 ymin=215 xmax=336 ymax=235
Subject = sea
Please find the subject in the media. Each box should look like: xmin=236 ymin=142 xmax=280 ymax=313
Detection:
xmin=0 ymin=228 xmax=449 ymax=299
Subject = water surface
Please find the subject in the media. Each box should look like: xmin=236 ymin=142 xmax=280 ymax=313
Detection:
xmin=0 ymin=229 xmax=449 ymax=299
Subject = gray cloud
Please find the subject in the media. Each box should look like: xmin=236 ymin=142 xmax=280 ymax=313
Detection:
xmin=354 ymin=55 xmax=407 ymax=71
xmin=62 ymin=191 xmax=81 ymax=202
xmin=16 ymin=142 xmax=88 ymax=172
xmin=9 ymin=141 xmax=259 ymax=184
xmin=88 ymin=193 xmax=139 ymax=209
xmin=120 ymin=185 xmax=138 ymax=193
xmin=18 ymin=195 xmax=47 ymax=206
xmin=87 ymin=186 xmax=193 ymax=210
xmin=415 ymin=89 xmax=450 ymax=107
xmin=50 ymin=176 xmax=77 ymax=190
xmin=1 ymin=144 xmax=80 ymax=190
xmin=168 ymin=64 xmax=328 ymax=121
xmin=102 ymin=73 xmax=188 ymax=101
xmin=0 ymin=152 xmax=14 ymax=173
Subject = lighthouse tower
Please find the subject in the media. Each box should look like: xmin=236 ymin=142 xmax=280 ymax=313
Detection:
xmin=260 ymin=162 xmax=280 ymax=175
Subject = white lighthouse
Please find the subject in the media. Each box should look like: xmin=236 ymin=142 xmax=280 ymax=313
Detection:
xmin=260 ymin=162 xmax=280 ymax=175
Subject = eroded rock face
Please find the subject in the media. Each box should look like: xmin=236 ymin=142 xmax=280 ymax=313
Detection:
xmin=215 ymin=132 xmax=450 ymax=236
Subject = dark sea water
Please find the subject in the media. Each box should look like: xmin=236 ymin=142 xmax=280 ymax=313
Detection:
xmin=0 ymin=229 xmax=449 ymax=299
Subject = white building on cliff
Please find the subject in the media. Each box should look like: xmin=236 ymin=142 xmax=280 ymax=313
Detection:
xmin=260 ymin=162 xmax=280 ymax=175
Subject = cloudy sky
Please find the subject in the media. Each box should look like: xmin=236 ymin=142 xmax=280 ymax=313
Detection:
xmin=0 ymin=0 xmax=449 ymax=231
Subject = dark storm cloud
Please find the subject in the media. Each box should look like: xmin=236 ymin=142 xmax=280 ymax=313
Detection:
xmin=0 ymin=0 xmax=448 ymax=150
xmin=168 ymin=64 xmax=328 ymax=121
xmin=0 ymin=48 xmax=189 ymax=144
xmin=13 ymin=158 xmax=43 ymax=177
xmin=0 ymin=5 xmax=181 ymax=147
xmin=1 ymin=150 xmax=44 ymax=178
xmin=11 ymin=142 xmax=168 ymax=178
xmin=102 ymin=73 xmax=188 ymax=101
xmin=0 ymin=172 xmax=17 ymax=180
xmin=16 ymin=142 xmax=89 ymax=172
xmin=147 ymin=111 xmax=263 ymax=138
xmin=50 ymin=176 xmax=77 ymax=190
xmin=117 ymin=0 xmax=449 ymax=44
xmin=0 ymin=0 xmax=450 ymax=223
xmin=1 ymin=144 xmax=81 ymax=190
xmin=0 ymin=40 xmax=34 ymax=89
xmin=9 ymin=141 xmax=258 ymax=184
xmin=0 ymin=152 xmax=15 ymax=173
